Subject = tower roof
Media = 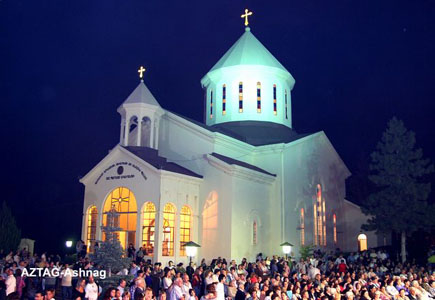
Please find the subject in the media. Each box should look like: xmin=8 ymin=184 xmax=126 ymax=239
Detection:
xmin=208 ymin=27 xmax=289 ymax=73
xmin=122 ymin=80 xmax=160 ymax=107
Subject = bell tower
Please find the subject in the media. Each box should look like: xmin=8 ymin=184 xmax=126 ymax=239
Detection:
xmin=118 ymin=67 xmax=164 ymax=149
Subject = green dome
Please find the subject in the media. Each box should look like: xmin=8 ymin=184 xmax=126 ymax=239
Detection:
xmin=208 ymin=27 xmax=290 ymax=73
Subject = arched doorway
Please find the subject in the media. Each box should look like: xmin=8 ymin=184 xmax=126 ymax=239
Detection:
xmin=103 ymin=187 xmax=137 ymax=249
xmin=358 ymin=233 xmax=368 ymax=251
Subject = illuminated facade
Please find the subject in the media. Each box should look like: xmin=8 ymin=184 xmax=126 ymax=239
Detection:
xmin=80 ymin=26 xmax=381 ymax=264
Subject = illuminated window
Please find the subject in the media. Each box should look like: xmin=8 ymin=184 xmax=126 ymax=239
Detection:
xmin=257 ymin=82 xmax=261 ymax=113
xmin=239 ymin=82 xmax=243 ymax=113
xmin=314 ymin=184 xmax=326 ymax=246
xmin=87 ymin=206 xmax=98 ymax=252
xmin=210 ymin=90 xmax=213 ymax=119
xmin=313 ymin=204 xmax=317 ymax=246
xmin=323 ymin=200 xmax=326 ymax=246
xmin=358 ymin=233 xmax=368 ymax=251
xmin=103 ymin=187 xmax=137 ymax=249
xmin=179 ymin=205 xmax=192 ymax=256
xmin=273 ymin=84 xmax=277 ymax=115
xmin=222 ymin=84 xmax=226 ymax=115
xmin=333 ymin=214 xmax=337 ymax=245
xmin=253 ymin=221 xmax=258 ymax=245
xmin=300 ymin=208 xmax=305 ymax=246
xmin=142 ymin=202 xmax=156 ymax=256
xmin=162 ymin=203 xmax=176 ymax=256
xmin=285 ymin=90 xmax=288 ymax=119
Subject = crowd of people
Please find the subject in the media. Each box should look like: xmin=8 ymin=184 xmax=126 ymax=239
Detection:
xmin=1 ymin=247 xmax=434 ymax=300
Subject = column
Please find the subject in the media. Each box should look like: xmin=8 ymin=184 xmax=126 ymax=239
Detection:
xmin=136 ymin=117 xmax=142 ymax=147
xmin=119 ymin=119 xmax=124 ymax=144
xmin=150 ymin=119 xmax=155 ymax=149
xmin=124 ymin=119 xmax=130 ymax=146
xmin=155 ymin=122 xmax=159 ymax=149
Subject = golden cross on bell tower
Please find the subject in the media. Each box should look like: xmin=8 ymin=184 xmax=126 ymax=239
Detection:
xmin=241 ymin=8 xmax=253 ymax=27
xmin=138 ymin=66 xmax=146 ymax=80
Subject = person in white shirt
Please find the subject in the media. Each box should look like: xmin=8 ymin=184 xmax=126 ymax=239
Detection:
xmin=215 ymin=275 xmax=225 ymax=300
xmin=308 ymin=265 xmax=320 ymax=280
xmin=5 ymin=269 xmax=16 ymax=296
xmin=61 ymin=264 xmax=73 ymax=300
xmin=85 ymin=276 xmax=99 ymax=300
xmin=169 ymin=278 xmax=184 ymax=300
xmin=163 ymin=270 xmax=173 ymax=292
xmin=181 ymin=274 xmax=192 ymax=298
xmin=118 ymin=279 xmax=127 ymax=296
xmin=386 ymin=279 xmax=399 ymax=298
xmin=130 ymin=262 xmax=140 ymax=277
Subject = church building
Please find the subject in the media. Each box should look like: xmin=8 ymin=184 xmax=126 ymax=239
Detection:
xmin=80 ymin=14 xmax=380 ymax=264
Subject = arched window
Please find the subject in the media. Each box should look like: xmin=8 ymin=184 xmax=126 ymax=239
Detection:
xmin=358 ymin=233 xmax=367 ymax=251
xmin=253 ymin=221 xmax=258 ymax=245
xmin=239 ymin=82 xmax=243 ymax=113
xmin=142 ymin=202 xmax=156 ymax=256
xmin=103 ymin=187 xmax=137 ymax=249
xmin=273 ymin=84 xmax=277 ymax=115
xmin=257 ymin=82 xmax=261 ymax=113
xmin=129 ymin=116 xmax=138 ymax=133
xmin=210 ymin=90 xmax=213 ymax=119
xmin=285 ymin=90 xmax=288 ymax=119
xmin=314 ymin=184 xmax=326 ymax=246
xmin=87 ymin=206 xmax=98 ymax=252
xmin=300 ymin=208 xmax=305 ymax=246
xmin=333 ymin=214 xmax=337 ymax=245
xmin=179 ymin=205 xmax=192 ymax=256
xmin=222 ymin=84 xmax=226 ymax=115
xmin=162 ymin=203 xmax=176 ymax=256
xmin=323 ymin=199 xmax=326 ymax=246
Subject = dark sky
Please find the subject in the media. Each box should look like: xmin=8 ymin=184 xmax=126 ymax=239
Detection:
xmin=1 ymin=0 xmax=434 ymax=253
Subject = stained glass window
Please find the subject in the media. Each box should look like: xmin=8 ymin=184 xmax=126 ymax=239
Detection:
xmin=300 ymin=208 xmax=305 ymax=246
xmin=253 ymin=221 xmax=258 ymax=245
xmin=314 ymin=184 xmax=326 ymax=246
xmin=333 ymin=214 xmax=337 ymax=245
xmin=162 ymin=203 xmax=176 ymax=256
xmin=87 ymin=206 xmax=98 ymax=252
xmin=210 ymin=90 xmax=213 ymax=119
xmin=142 ymin=202 xmax=156 ymax=256
xmin=179 ymin=205 xmax=192 ymax=256
xmin=273 ymin=84 xmax=277 ymax=115
xmin=285 ymin=89 xmax=288 ymax=119
xmin=103 ymin=187 xmax=137 ymax=249
xmin=222 ymin=84 xmax=226 ymax=115
xmin=239 ymin=82 xmax=243 ymax=113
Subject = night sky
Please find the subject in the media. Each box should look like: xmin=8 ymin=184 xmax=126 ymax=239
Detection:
xmin=1 ymin=0 xmax=434 ymax=253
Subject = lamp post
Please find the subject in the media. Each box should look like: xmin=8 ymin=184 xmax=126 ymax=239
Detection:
xmin=280 ymin=242 xmax=293 ymax=260
xmin=184 ymin=241 xmax=201 ymax=264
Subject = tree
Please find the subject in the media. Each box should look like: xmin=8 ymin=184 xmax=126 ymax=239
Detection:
xmin=0 ymin=201 xmax=21 ymax=253
xmin=299 ymin=245 xmax=314 ymax=260
xmin=362 ymin=117 xmax=434 ymax=263
xmin=91 ymin=207 xmax=132 ymax=275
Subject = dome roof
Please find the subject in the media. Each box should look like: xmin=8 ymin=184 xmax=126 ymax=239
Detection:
xmin=208 ymin=27 xmax=289 ymax=74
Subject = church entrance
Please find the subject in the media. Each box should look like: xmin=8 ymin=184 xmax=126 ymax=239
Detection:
xmin=103 ymin=187 xmax=137 ymax=249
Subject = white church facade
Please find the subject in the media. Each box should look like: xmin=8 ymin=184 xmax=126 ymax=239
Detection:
xmin=80 ymin=24 xmax=380 ymax=264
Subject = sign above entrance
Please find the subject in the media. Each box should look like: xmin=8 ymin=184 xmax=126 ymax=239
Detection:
xmin=95 ymin=161 xmax=147 ymax=184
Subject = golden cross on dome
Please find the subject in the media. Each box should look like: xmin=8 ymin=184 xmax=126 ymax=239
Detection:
xmin=138 ymin=66 xmax=146 ymax=79
xmin=241 ymin=9 xmax=253 ymax=27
